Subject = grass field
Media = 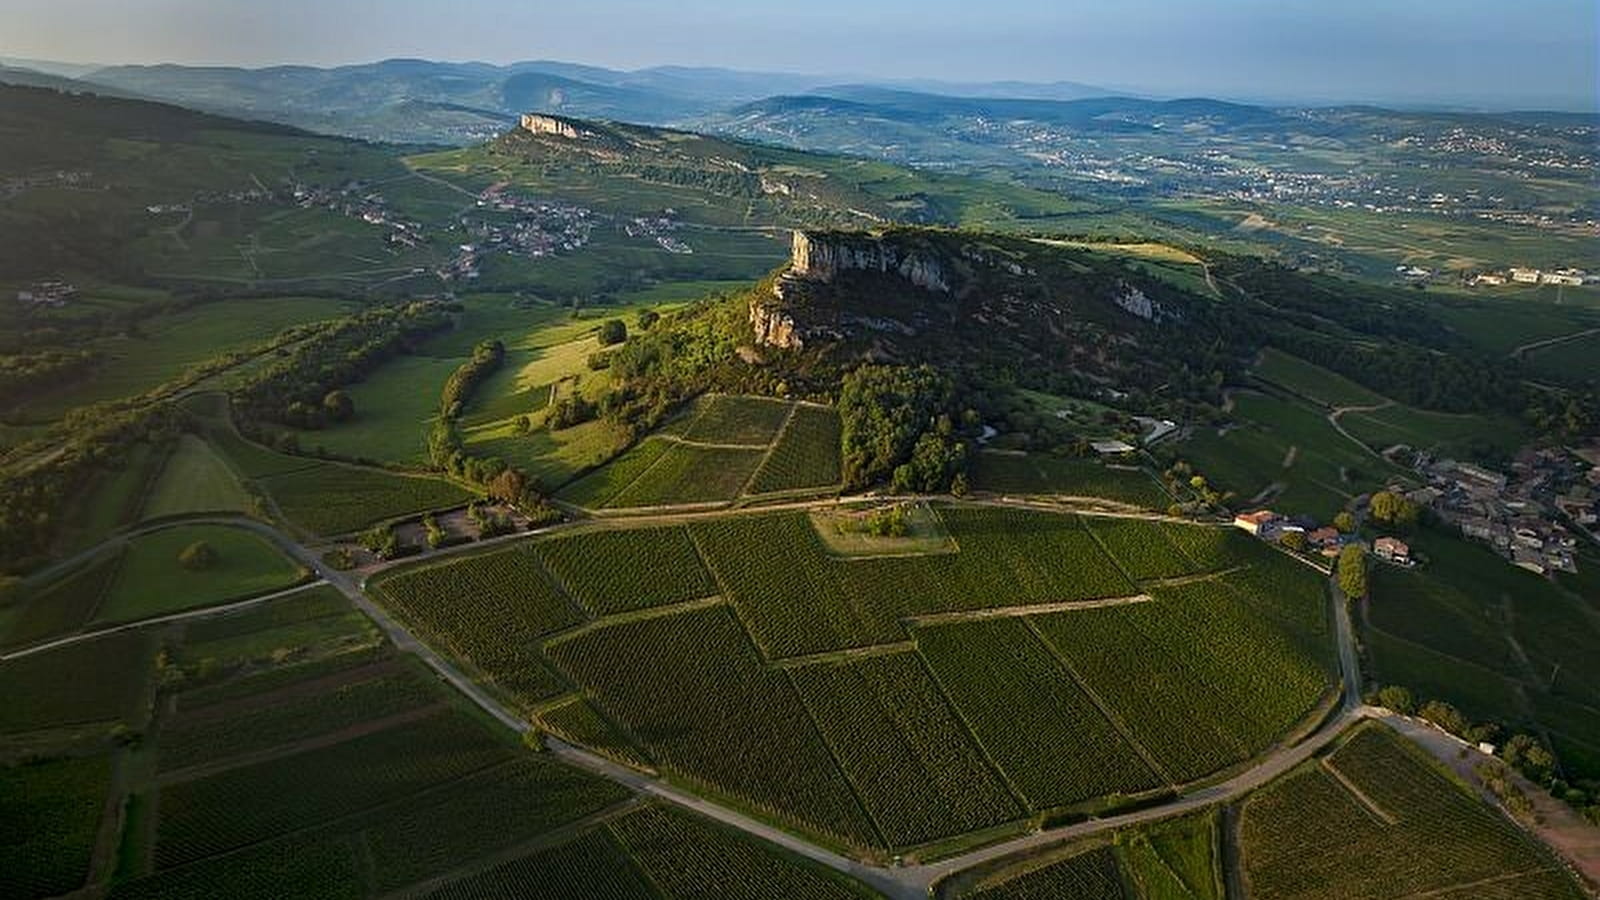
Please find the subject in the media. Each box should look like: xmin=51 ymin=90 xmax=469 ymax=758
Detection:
xmin=289 ymin=354 xmax=462 ymax=465
xmin=1238 ymin=723 xmax=1584 ymax=899
xmin=0 ymin=550 xmax=123 ymax=648
xmin=256 ymin=463 xmax=475 ymax=535
xmin=91 ymin=524 xmax=307 ymax=625
xmin=140 ymin=433 xmax=254 ymax=519
xmin=1254 ymin=348 xmax=1386 ymax=408
xmin=16 ymin=295 xmax=352 ymax=423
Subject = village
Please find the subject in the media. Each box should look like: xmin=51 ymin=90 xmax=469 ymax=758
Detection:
xmin=1228 ymin=441 xmax=1600 ymax=579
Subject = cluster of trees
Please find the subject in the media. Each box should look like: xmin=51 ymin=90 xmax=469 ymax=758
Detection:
xmin=177 ymin=541 xmax=215 ymax=571
xmin=1368 ymin=489 xmax=1420 ymax=530
xmin=1274 ymin=329 xmax=1524 ymax=414
xmin=839 ymin=364 xmax=967 ymax=492
xmin=0 ymin=349 xmax=98 ymax=407
xmin=439 ymin=340 xmax=504 ymax=419
xmin=232 ymin=302 xmax=453 ymax=431
xmin=0 ymin=399 xmax=183 ymax=572
xmin=1337 ymin=544 xmax=1369 ymax=599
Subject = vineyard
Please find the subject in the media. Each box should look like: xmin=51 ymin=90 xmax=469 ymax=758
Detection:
xmin=969 ymin=452 xmax=1169 ymax=509
xmin=533 ymin=525 xmax=716 ymax=615
xmin=749 ymin=404 xmax=844 ymax=494
xmin=556 ymin=436 xmax=671 ymax=509
xmin=1239 ymin=723 xmax=1585 ymax=899
xmin=789 ymin=652 xmax=1023 ymax=847
xmin=0 ymin=755 xmax=112 ymax=899
xmin=425 ymin=829 xmax=653 ymax=900
xmin=681 ymin=394 xmax=792 ymax=445
xmin=955 ymin=844 xmax=1129 ymax=900
xmin=915 ymin=618 xmax=1163 ymax=809
xmin=544 ymin=604 xmax=880 ymax=848
xmin=690 ymin=507 xmax=1135 ymax=657
xmin=371 ymin=547 xmax=581 ymax=707
xmin=154 ymin=710 xmax=511 ymax=867
xmin=534 ymin=696 xmax=654 ymax=770
xmin=0 ymin=630 xmax=154 ymax=733
xmin=157 ymin=666 xmax=439 ymax=771
xmin=1085 ymin=517 xmax=1196 ymax=580
xmin=603 ymin=443 xmax=765 ymax=507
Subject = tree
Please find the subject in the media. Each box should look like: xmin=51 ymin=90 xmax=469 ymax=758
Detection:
xmin=1333 ymin=510 xmax=1356 ymax=533
xmin=1337 ymin=544 xmax=1368 ymax=599
xmin=1370 ymin=490 xmax=1419 ymax=529
xmin=637 ymin=309 xmax=660 ymax=330
xmin=323 ymin=389 xmax=355 ymax=423
xmin=513 ymin=414 xmax=532 ymax=435
xmin=1374 ymin=684 xmax=1415 ymax=714
xmin=1419 ymin=700 xmax=1469 ymax=736
xmin=487 ymin=468 xmax=530 ymax=505
xmin=597 ymin=319 xmax=628 ymax=346
xmin=1503 ymin=734 xmax=1556 ymax=778
xmin=1280 ymin=530 xmax=1308 ymax=552
xmin=178 ymin=541 xmax=216 ymax=571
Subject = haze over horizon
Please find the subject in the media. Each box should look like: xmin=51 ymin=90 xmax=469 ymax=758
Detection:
xmin=3 ymin=0 xmax=1596 ymax=111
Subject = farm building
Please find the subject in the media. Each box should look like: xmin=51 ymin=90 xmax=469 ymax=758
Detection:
xmin=1373 ymin=537 xmax=1410 ymax=565
xmin=1233 ymin=510 xmax=1278 ymax=536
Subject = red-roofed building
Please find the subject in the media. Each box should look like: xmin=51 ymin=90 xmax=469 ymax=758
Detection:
xmin=1233 ymin=510 xmax=1278 ymax=535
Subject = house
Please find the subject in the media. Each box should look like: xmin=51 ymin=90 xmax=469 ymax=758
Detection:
xmin=1233 ymin=510 xmax=1278 ymax=536
xmin=1308 ymin=527 xmax=1340 ymax=548
xmin=1510 ymin=267 xmax=1543 ymax=284
xmin=1090 ymin=439 xmax=1137 ymax=456
xmin=1512 ymin=547 xmax=1546 ymax=575
xmin=1373 ymin=536 xmax=1410 ymax=564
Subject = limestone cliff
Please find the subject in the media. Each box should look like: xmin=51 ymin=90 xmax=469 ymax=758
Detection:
xmin=788 ymin=230 xmax=950 ymax=293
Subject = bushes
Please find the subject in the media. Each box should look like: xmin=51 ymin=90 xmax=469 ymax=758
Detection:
xmin=839 ymin=364 xmax=960 ymax=490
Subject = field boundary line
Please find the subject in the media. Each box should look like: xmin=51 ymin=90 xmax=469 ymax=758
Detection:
xmin=903 ymin=595 xmax=1153 ymax=629
xmin=1024 ymin=619 xmax=1175 ymax=787
xmin=1139 ymin=565 xmax=1250 ymax=589
xmin=1318 ymin=757 xmax=1398 ymax=825
xmin=1 ymin=579 xmax=330 ymax=662
xmin=740 ymin=400 xmax=799 ymax=497
xmin=779 ymin=667 xmax=894 ymax=852
xmin=1400 ymin=867 xmax=1566 ymax=899
xmin=539 ymin=595 xmax=726 ymax=650
xmin=156 ymin=702 xmax=447 ymax=786
xmin=662 ymin=434 xmax=774 ymax=451
xmin=378 ymin=797 xmax=648 ymax=900
xmin=769 ymin=641 xmax=919 ymax=670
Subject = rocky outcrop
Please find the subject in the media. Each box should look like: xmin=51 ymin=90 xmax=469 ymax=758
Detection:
xmin=749 ymin=302 xmax=803 ymax=350
xmin=1114 ymin=284 xmax=1156 ymax=320
xmin=789 ymin=231 xmax=949 ymax=293
xmin=520 ymin=113 xmax=588 ymax=139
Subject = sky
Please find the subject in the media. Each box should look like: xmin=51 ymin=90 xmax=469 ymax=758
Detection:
xmin=3 ymin=0 xmax=1596 ymax=110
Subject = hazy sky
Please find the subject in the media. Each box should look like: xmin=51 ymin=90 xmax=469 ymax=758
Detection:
xmin=4 ymin=0 xmax=1596 ymax=109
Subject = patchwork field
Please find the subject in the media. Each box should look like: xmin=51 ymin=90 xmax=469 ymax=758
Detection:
xmin=370 ymin=503 xmax=1335 ymax=853
xmin=90 ymin=523 xmax=308 ymax=626
xmin=557 ymin=395 xmax=844 ymax=509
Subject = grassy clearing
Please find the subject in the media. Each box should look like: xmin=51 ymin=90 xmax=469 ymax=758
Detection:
xmin=1254 ymin=348 xmax=1387 ymax=408
xmin=289 ymin=354 xmax=461 ymax=466
xmin=1339 ymin=404 xmax=1526 ymax=458
xmin=809 ymin=503 xmax=956 ymax=557
xmin=140 ymin=433 xmax=254 ymax=519
xmin=257 ymin=463 xmax=474 ymax=536
xmin=0 ymin=550 xmax=122 ymax=648
xmin=92 ymin=524 xmax=306 ymax=626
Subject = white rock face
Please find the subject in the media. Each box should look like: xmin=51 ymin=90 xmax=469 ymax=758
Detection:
xmin=789 ymin=231 xmax=949 ymax=293
xmin=1115 ymin=284 xmax=1156 ymax=320
xmin=520 ymin=114 xmax=584 ymax=139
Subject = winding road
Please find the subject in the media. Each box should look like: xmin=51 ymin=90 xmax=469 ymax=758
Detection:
xmin=10 ymin=503 xmax=1586 ymax=896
